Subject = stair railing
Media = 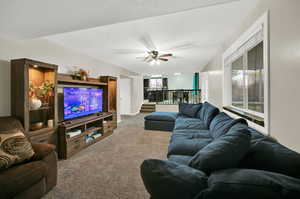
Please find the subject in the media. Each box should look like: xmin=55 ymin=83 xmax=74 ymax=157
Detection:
xmin=144 ymin=89 xmax=202 ymax=105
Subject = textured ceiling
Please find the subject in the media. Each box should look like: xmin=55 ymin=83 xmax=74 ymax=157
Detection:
xmin=0 ymin=0 xmax=240 ymax=39
xmin=45 ymin=0 xmax=259 ymax=75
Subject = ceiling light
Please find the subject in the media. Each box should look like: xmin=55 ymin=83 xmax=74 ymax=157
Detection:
xmin=174 ymin=73 xmax=181 ymax=76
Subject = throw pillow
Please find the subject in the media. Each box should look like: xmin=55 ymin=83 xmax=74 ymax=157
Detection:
xmin=141 ymin=159 xmax=208 ymax=199
xmin=179 ymin=103 xmax=202 ymax=118
xmin=189 ymin=123 xmax=251 ymax=174
xmin=200 ymin=168 xmax=300 ymax=199
xmin=197 ymin=102 xmax=219 ymax=128
xmin=0 ymin=129 xmax=35 ymax=169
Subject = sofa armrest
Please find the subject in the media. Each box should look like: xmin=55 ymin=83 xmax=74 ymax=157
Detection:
xmin=31 ymin=142 xmax=56 ymax=161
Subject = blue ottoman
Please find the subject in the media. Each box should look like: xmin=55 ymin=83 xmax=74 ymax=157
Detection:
xmin=144 ymin=112 xmax=178 ymax=131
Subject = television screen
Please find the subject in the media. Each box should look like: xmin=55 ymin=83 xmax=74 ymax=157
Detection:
xmin=63 ymin=88 xmax=103 ymax=120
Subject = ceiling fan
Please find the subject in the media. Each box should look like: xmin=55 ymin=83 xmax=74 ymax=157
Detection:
xmin=138 ymin=50 xmax=173 ymax=64
xmin=113 ymin=35 xmax=198 ymax=65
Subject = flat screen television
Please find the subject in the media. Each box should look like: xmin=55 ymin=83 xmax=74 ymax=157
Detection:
xmin=63 ymin=88 xmax=103 ymax=120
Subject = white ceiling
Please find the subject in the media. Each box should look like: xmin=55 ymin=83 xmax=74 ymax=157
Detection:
xmin=45 ymin=0 xmax=259 ymax=75
xmin=0 ymin=0 xmax=239 ymax=39
xmin=0 ymin=0 xmax=259 ymax=75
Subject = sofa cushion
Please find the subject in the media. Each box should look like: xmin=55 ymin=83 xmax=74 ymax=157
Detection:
xmin=172 ymin=129 xmax=210 ymax=136
xmin=199 ymin=169 xmax=300 ymax=199
xmin=197 ymin=102 xmax=219 ymax=128
xmin=0 ymin=161 xmax=47 ymax=198
xmin=209 ymin=112 xmax=248 ymax=138
xmin=144 ymin=112 xmax=178 ymax=122
xmin=189 ymin=123 xmax=251 ymax=174
xmin=174 ymin=117 xmax=206 ymax=130
xmin=0 ymin=117 xmax=35 ymax=169
xmin=168 ymin=155 xmax=193 ymax=166
xmin=141 ymin=159 xmax=207 ymax=199
xmin=179 ymin=103 xmax=202 ymax=118
xmin=248 ymin=127 xmax=277 ymax=144
xmin=168 ymin=132 xmax=212 ymax=157
xmin=239 ymin=140 xmax=300 ymax=179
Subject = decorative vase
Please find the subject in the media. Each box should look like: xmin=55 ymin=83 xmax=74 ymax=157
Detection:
xmin=30 ymin=98 xmax=42 ymax=110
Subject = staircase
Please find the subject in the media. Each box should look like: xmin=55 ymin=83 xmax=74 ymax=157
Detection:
xmin=140 ymin=104 xmax=156 ymax=113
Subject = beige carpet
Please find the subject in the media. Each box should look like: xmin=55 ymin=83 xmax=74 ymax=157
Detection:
xmin=44 ymin=114 xmax=170 ymax=199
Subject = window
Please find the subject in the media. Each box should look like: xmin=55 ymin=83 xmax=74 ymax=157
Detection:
xmin=230 ymin=41 xmax=264 ymax=114
xmin=247 ymin=42 xmax=264 ymax=113
xmin=231 ymin=56 xmax=244 ymax=109
xmin=223 ymin=12 xmax=269 ymax=133
xmin=149 ymin=78 xmax=163 ymax=89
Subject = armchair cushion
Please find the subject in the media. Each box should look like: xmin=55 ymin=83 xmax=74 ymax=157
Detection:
xmin=189 ymin=123 xmax=251 ymax=174
xmin=0 ymin=117 xmax=35 ymax=169
xmin=141 ymin=159 xmax=207 ymax=199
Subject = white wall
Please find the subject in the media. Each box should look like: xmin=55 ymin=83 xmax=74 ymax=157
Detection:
xmin=0 ymin=60 xmax=10 ymax=115
xmin=130 ymin=75 xmax=144 ymax=114
xmin=119 ymin=78 xmax=132 ymax=115
xmin=0 ymin=37 xmax=136 ymax=122
xmin=168 ymin=74 xmax=194 ymax=90
xmin=199 ymin=70 xmax=223 ymax=108
xmin=202 ymin=0 xmax=300 ymax=152
xmin=156 ymin=104 xmax=179 ymax=112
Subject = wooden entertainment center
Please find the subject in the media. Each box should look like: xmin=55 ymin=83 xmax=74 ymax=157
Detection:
xmin=10 ymin=58 xmax=118 ymax=159
xmin=58 ymin=113 xmax=114 ymax=159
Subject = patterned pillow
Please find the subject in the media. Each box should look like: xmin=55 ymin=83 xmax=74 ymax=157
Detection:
xmin=0 ymin=129 xmax=35 ymax=169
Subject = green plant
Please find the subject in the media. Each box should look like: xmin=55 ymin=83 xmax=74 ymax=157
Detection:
xmin=36 ymin=80 xmax=54 ymax=99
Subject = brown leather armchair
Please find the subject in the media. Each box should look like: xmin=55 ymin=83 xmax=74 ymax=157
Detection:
xmin=0 ymin=117 xmax=57 ymax=199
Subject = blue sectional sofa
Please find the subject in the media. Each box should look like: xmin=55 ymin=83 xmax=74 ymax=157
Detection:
xmin=141 ymin=102 xmax=300 ymax=199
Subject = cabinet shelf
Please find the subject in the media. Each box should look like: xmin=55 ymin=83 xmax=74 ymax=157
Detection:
xmin=30 ymin=106 xmax=52 ymax=112
xmin=66 ymin=126 xmax=103 ymax=142
xmin=57 ymin=75 xmax=107 ymax=86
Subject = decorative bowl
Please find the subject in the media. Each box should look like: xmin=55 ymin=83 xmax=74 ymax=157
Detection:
xmin=30 ymin=122 xmax=44 ymax=131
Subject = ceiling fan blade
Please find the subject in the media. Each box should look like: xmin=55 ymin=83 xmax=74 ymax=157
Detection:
xmin=113 ymin=49 xmax=145 ymax=54
xmin=159 ymin=58 xmax=168 ymax=62
xmin=139 ymin=34 xmax=157 ymax=51
xmin=159 ymin=53 xmax=173 ymax=57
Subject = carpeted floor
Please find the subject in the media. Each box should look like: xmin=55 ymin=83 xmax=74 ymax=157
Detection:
xmin=43 ymin=114 xmax=170 ymax=199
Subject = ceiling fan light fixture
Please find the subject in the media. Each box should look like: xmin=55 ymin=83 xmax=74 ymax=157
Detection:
xmin=150 ymin=60 xmax=156 ymax=66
